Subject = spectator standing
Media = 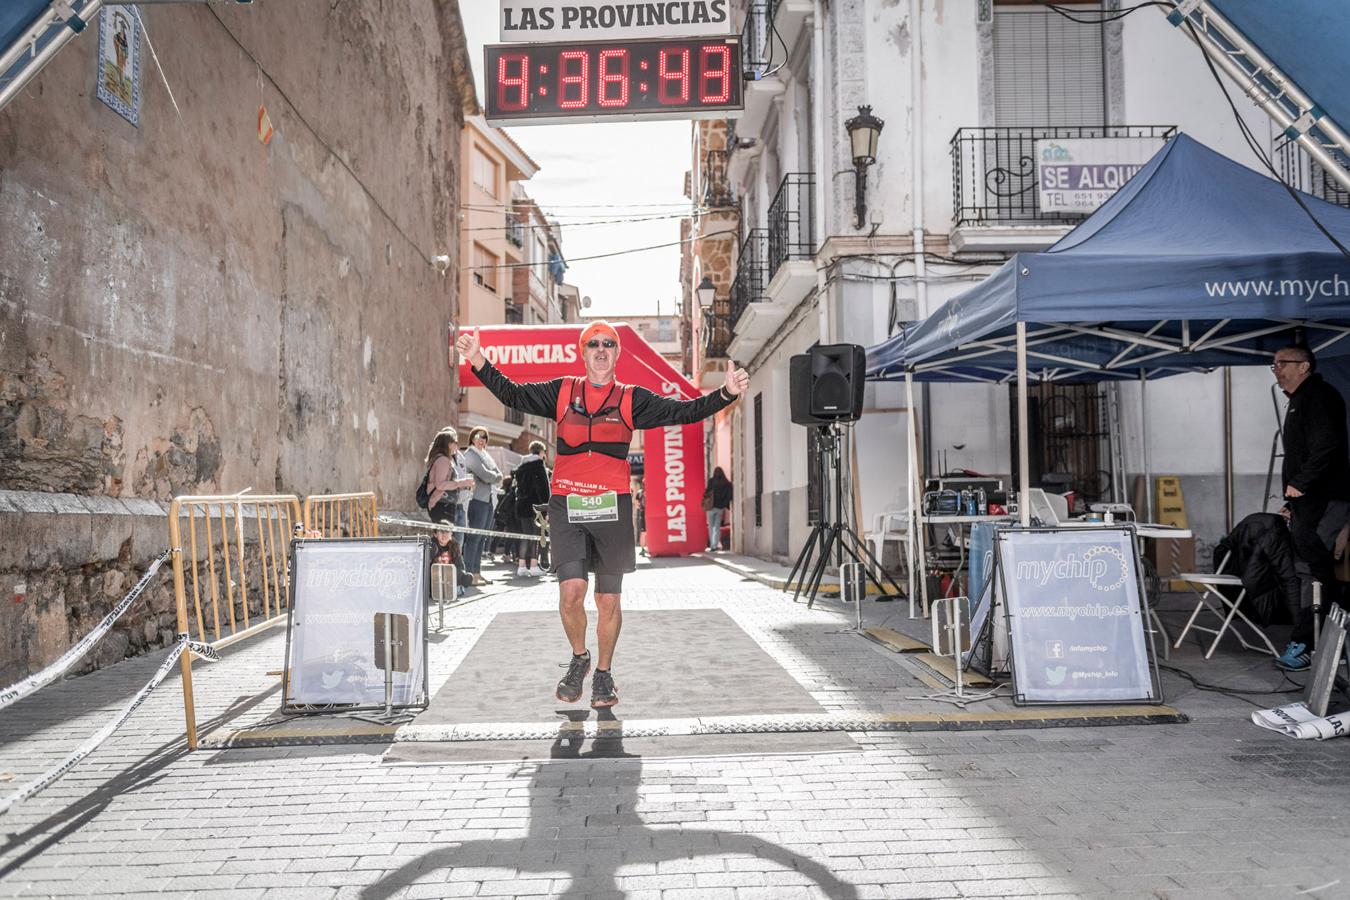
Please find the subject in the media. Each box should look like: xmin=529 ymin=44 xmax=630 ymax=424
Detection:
xmin=462 ymin=426 xmax=503 ymax=585
xmin=494 ymin=475 xmax=520 ymax=564
xmin=424 ymin=428 xmax=473 ymax=528
xmin=703 ymin=467 xmax=733 ymax=552
xmin=633 ymin=478 xmax=648 ymax=557
xmin=1271 ymin=343 xmax=1350 ymax=670
xmin=514 ymin=440 xmax=552 ymax=577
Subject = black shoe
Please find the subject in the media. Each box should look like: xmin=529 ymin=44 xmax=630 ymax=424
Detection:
xmin=591 ymin=669 xmax=619 ymax=708
xmin=556 ymin=652 xmax=591 ymax=703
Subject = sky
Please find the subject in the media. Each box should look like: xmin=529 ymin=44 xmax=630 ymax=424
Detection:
xmin=460 ymin=3 xmax=694 ymax=321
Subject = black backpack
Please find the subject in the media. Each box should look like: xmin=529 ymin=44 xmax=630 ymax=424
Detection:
xmin=415 ymin=461 xmax=435 ymax=510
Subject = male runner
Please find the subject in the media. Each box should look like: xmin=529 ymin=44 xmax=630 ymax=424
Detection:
xmin=456 ymin=321 xmax=748 ymax=708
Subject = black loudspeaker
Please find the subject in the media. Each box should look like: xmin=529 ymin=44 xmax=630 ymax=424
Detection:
xmin=790 ymin=344 xmax=865 ymax=424
xmin=790 ymin=353 xmax=832 ymax=426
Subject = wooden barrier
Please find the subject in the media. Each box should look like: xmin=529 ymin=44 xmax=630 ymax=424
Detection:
xmin=303 ymin=491 xmax=379 ymax=538
xmin=169 ymin=493 xmax=302 ymax=749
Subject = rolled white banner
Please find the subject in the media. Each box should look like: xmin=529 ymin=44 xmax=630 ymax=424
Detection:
xmin=0 ymin=549 xmax=172 ymax=711
xmin=0 ymin=636 xmax=219 ymax=816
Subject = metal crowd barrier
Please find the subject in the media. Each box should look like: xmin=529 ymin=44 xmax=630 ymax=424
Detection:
xmin=302 ymin=491 xmax=379 ymax=538
xmin=168 ymin=492 xmax=302 ymax=749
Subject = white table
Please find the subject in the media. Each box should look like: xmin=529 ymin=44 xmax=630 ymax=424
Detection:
xmin=1055 ymin=519 xmax=1193 ymax=657
xmin=919 ymin=514 xmax=1017 ymax=526
xmin=1055 ymin=518 xmax=1192 ymax=541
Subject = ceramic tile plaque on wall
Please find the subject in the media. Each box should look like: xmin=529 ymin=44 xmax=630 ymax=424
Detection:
xmin=96 ymin=7 xmax=141 ymax=126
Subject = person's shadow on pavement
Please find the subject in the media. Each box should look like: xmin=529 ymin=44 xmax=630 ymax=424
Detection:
xmin=361 ymin=710 xmax=857 ymax=899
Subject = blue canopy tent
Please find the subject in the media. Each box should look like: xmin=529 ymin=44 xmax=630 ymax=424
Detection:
xmin=864 ymin=132 xmax=1350 ymax=611
xmin=868 ymin=133 xmax=1350 ymax=385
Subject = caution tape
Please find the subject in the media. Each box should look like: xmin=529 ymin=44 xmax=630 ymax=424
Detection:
xmin=377 ymin=514 xmax=543 ymax=544
xmin=0 ymin=636 xmax=219 ymax=816
xmin=0 ymin=549 xmax=172 ymax=712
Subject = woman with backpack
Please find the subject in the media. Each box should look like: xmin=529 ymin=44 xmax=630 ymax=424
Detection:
xmin=420 ymin=428 xmax=472 ymax=527
xmin=513 ymin=440 xmax=552 ymax=577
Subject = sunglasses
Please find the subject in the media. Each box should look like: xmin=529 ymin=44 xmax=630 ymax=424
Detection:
xmin=586 ymin=339 xmax=617 ymax=349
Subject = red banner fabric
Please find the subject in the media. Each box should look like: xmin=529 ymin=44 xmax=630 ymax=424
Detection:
xmin=456 ymin=324 xmax=708 ymax=557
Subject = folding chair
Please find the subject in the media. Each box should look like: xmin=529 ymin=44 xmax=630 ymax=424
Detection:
xmin=1172 ymin=552 xmax=1279 ymax=658
xmin=867 ymin=509 xmax=910 ymax=579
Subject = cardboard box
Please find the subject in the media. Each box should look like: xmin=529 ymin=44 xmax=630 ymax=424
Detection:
xmin=1147 ymin=536 xmax=1196 ymax=588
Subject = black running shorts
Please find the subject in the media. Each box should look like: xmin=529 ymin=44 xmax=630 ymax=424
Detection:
xmin=549 ymin=493 xmax=636 ymax=594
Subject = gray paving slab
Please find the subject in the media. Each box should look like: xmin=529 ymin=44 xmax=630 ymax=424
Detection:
xmin=2 ymin=558 xmax=1350 ymax=900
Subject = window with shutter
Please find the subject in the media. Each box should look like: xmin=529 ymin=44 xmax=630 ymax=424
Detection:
xmin=993 ymin=5 xmax=1104 ymax=127
xmin=472 ymin=243 xmax=498 ymax=293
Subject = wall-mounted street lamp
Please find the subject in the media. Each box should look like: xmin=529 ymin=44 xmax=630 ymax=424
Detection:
xmin=697 ymin=275 xmax=718 ymax=353
xmin=845 ymin=105 xmax=885 ymax=229
xmin=697 ymin=275 xmax=716 ymax=316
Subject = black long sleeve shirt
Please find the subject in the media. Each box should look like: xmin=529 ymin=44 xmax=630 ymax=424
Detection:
xmin=1282 ymin=373 xmax=1350 ymax=501
xmin=472 ymin=359 xmax=736 ymax=430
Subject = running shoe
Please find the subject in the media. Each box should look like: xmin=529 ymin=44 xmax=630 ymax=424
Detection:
xmin=1274 ymin=639 xmax=1306 ymax=669
xmin=556 ymin=651 xmax=591 ymax=703
xmin=516 ymin=565 xmax=527 ymax=577
xmin=1274 ymin=641 xmax=1311 ymax=672
xmin=527 ymin=565 xmax=545 ymax=577
xmin=591 ymin=669 xmax=619 ymax=708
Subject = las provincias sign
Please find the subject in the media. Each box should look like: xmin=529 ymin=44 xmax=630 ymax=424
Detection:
xmin=499 ymin=1 xmax=734 ymax=42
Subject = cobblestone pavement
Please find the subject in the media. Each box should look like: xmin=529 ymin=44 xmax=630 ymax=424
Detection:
xmin=2 ymin=559 xmax=1349 ymax=899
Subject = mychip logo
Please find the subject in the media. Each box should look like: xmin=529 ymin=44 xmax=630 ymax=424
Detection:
xmin=1015 ymin=545 xmax=1127 ymax=593
xmin=304 ymin=556 xmax=419 ymax=600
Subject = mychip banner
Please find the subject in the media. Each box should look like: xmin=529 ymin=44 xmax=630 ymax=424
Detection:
xmin=996 ymin=527 xmax=1158 ymax=704
xmin=283 ymin=538 xmax=430 ymax=711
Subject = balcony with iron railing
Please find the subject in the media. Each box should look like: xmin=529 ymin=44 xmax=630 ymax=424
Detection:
xmin=726 ymin=226 xmax=795 ymax=359
xmin=703 ymin=149 xmax=734 ymax=208
xmin=740 ymin=1 xmax=775 ymax=77
xmin=735 ymin=0 xmax=812 ymax=140
xmin=730 ymin=229 xmax=769 ymax=328
xmin=768 ymin=173 xmax=815 ymax=277
xmin=703 ymin=295 xmax=734 ymax=361
xmin=506 ymin=212 xmax=526 ymax=248
xmin=949 ymin=125 xmax=1176 ymax=249
xmin=1277 ymin=138 xmax=1350 ymax=209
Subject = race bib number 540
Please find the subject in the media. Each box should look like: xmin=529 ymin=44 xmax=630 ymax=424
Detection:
xmin=566 ymin=492 xmax=619 ymax=523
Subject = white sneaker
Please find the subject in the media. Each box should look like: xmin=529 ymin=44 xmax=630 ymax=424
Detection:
xmin=527 ymin=565 xmax=545 ymax=577
xmin=516 ymin=566 xmax=527 ymax=577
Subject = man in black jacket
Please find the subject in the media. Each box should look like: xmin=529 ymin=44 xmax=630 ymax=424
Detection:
xmin=1272 ymin=343 xmax=1350 ymax=670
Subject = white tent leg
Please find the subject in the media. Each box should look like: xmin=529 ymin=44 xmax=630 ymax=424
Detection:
xmin=1141 ymin=371 xmax=1153 ymax=522
xmin=906 ymin=372 xmax=916 ymax=618
xmin=907 ymin=371 xmax=930 ymax=618
xmin=1016 ymin=322 xmax=1031 ymax=527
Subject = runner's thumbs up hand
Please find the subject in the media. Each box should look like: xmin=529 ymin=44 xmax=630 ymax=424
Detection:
xmin=456 ymin=327 xmax=485 ymax=369
xmin=724 ymin=359 xmax=750 ymax=397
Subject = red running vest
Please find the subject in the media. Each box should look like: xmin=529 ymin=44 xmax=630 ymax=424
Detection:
xmin=552 ymin=377 xmax=636 ymax=496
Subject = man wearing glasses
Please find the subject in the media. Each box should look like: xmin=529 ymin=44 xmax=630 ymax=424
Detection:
xmin=456 ymin=321 xmax=749 ymax=707
xmin=1271 ymin=344 xmax=1350 ymax=670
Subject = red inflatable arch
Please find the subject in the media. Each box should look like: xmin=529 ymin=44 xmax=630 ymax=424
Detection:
xmin=457 ymin=324 xmax=709 ymax=557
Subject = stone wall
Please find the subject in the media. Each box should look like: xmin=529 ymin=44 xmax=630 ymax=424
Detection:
xmin=0 ymin=1 xmax=475 ymax=680
xmin=0 ymin=492 xmax=173 ymax=685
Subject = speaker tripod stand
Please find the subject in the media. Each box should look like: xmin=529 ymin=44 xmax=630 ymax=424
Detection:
xmin=786 ymin=423 xmax=904 ymax=610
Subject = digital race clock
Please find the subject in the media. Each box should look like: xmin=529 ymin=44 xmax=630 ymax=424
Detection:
xmin=484 ymin=36 xmax=743 ymax=125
